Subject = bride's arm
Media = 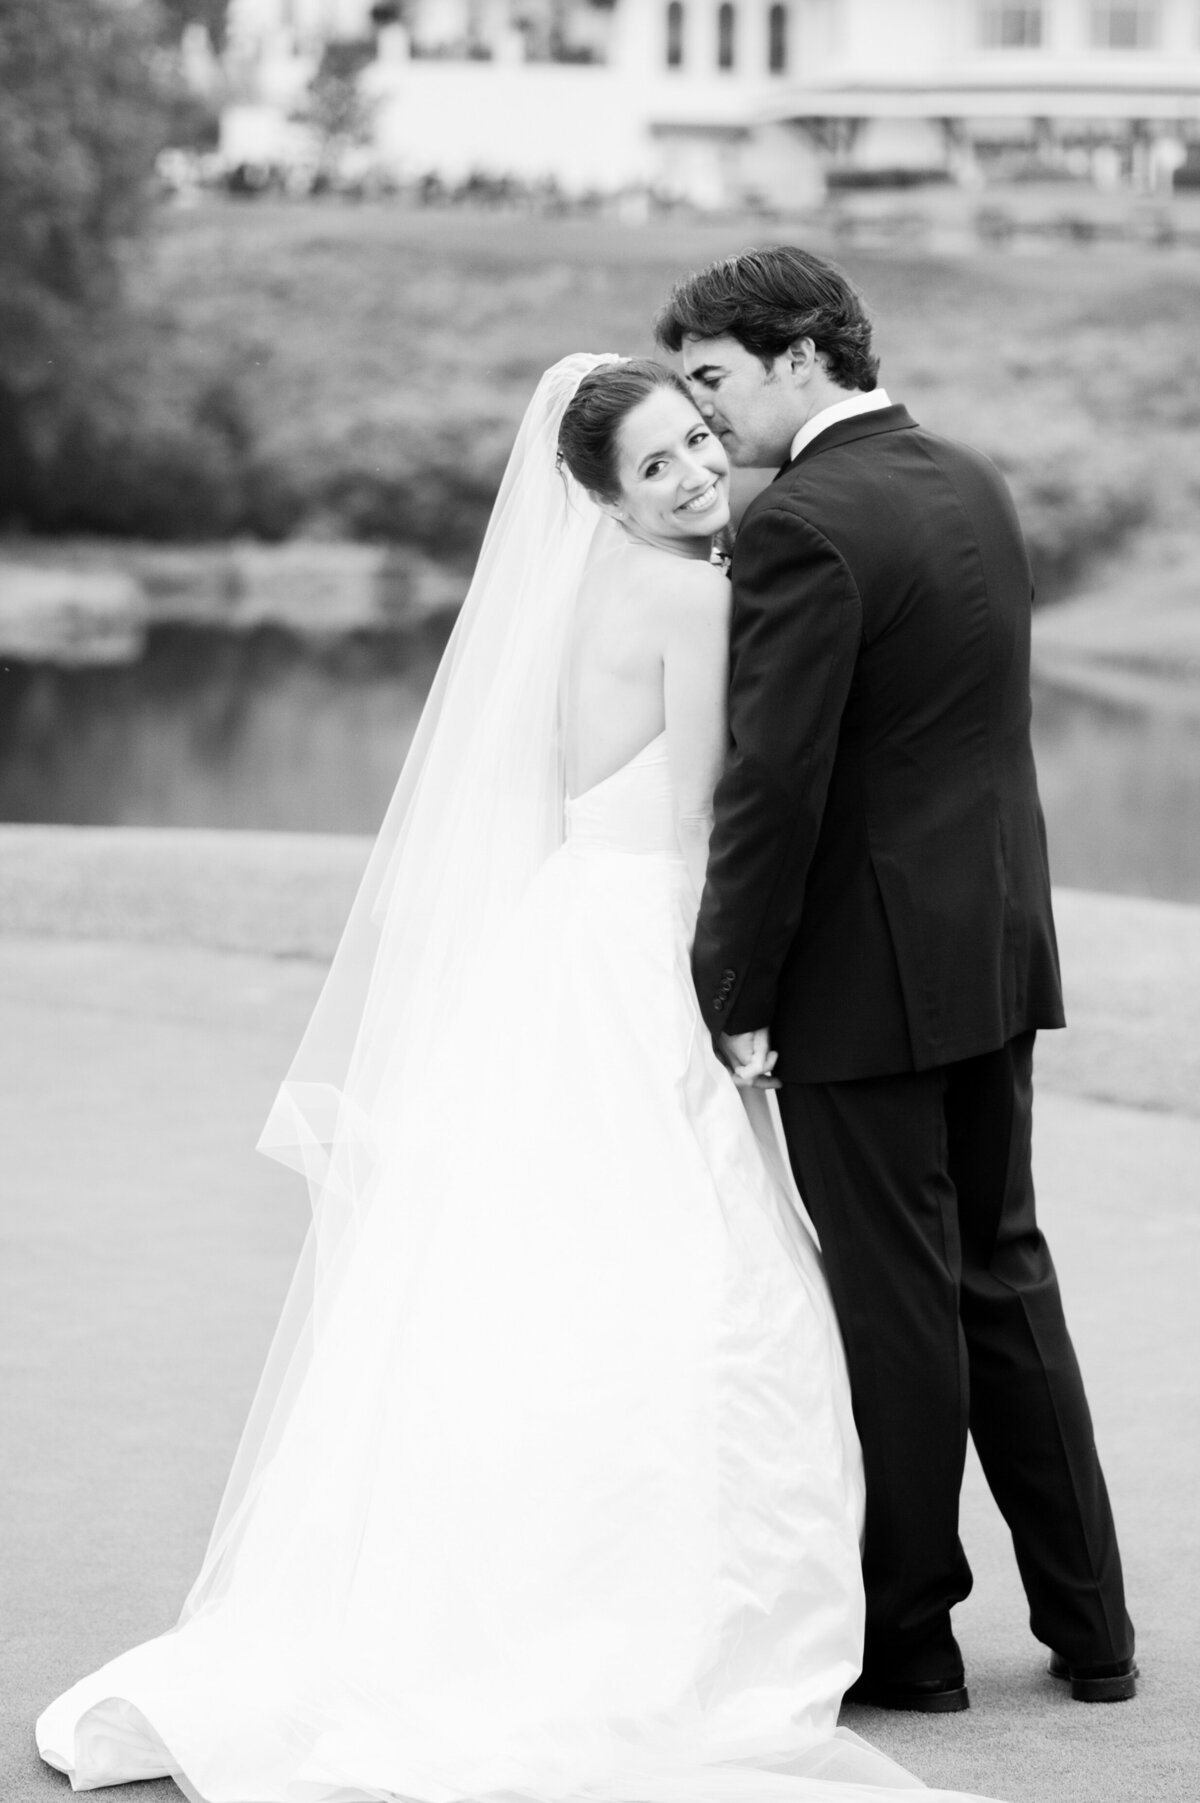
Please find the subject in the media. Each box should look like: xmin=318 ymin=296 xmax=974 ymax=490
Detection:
xmin=661 ymin=561 xmax=732 ymax=902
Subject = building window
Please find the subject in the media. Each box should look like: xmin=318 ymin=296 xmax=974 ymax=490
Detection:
xmin=768 ymin=3 xmax=788 ymax=71
xmin=717 ymin=3 xmax=736 ymax=69
xmin=979 ymin=3 xmax=1043 ymax=46
xmin=1090 ymin=3 xmax=1161 ymax=46
xmin=666 ymin=0 xmax=685 ymax=66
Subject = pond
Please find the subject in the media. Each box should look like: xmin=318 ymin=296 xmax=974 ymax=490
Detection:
xmin=1 ymin=622 xmax=1198 ymax=904
xmin=0 ymin=623 xmax=450 ymax=836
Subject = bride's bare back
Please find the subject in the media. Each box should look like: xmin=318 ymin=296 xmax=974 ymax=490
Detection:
xmin=554 ymin=367 xmax=734 ymax=883
xmin=565 ymin=537 xmax=731 ymax=888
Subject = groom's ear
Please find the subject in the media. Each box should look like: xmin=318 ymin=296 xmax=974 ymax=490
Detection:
xmin=786 ymin=337 xmax=820 ymax=382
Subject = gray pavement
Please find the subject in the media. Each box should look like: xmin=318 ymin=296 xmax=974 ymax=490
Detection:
xmin=2 ymin=828 xmax=1198 ymax=1803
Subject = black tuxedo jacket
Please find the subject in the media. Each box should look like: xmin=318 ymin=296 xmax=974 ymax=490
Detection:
xmin=693 ymin=404 xmax=1064 ymax=1081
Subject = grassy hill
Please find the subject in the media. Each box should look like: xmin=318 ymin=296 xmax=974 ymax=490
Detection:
xmin=43 ymin=200 xmax=1200 ymax=601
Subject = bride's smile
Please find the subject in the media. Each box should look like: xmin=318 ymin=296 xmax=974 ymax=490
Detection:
xmin=677 ymin=481 xmax=721 ymax=515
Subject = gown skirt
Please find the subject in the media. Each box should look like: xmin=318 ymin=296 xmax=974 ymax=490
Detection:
xmin=37 ymin=735 xmax=1006 ymax=1803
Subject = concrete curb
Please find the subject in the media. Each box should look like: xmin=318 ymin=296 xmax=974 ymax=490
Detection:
xmin=0 ymin=824 xmax=1197 ymax=1118
xmin=0 ymin=824 xmax=369 ymax=962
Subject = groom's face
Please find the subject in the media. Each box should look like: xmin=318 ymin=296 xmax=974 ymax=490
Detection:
xmin=679 ymin=335 xmax=800 ymax=470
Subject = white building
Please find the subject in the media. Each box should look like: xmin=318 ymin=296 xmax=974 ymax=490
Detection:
xmin=765 ymin=0 xmax=1200 ymax=187
xmin=219 ymin=2 xmax=1200 ymax=203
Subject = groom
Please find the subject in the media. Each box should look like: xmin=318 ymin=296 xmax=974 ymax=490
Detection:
xmin=656 ymin=247 xmax=1135 ymax=1712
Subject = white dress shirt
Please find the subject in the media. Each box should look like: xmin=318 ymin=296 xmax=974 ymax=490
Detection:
xmin=787 ymin=387 xmax=893 ymax=464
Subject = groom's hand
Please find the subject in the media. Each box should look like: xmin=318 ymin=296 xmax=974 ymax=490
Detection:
xmin=718 ymin=1028 xmax=780 ymax=1089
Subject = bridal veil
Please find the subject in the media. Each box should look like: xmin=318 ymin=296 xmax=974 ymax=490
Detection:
xmin=190 ymin=353 xmax=620 ymax=1608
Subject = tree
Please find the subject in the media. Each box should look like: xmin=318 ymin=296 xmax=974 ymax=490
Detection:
xmin=157 ymin=0 xmax=231 ymax=50
xmin=0 ymin=0 xmax=172 ymax=523
xmin=296 ymin=40 xmax=378 ymax=187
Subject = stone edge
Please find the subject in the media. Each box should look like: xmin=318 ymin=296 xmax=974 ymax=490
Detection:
xmin=0 ymin=824 xmax=1196 ymax=1118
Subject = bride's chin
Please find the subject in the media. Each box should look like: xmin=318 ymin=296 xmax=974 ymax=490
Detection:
xmin=619 ymin=500 xmax=729 ymax=554
xmin=661 ymin=524 xmax=719 ymax=549
xmin=677 ymin=511 xmax=730 ymax=543
xmin=665 ymin=502 xmax=731 ymax=542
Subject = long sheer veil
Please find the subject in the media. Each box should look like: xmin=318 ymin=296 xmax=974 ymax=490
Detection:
xmin=183 ymin=353 xmax=618 ymax=1611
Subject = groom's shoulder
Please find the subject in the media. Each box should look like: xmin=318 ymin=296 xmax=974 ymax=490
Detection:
xmin=766 ymin=416 xmax=1015 ymax=515
xmin=735 ymin=474 xmax=841 ymax=547
xmin=907 ymin=420 xmax=1011 ymax=484
xmin=905 ymin=423 xmax=1025 ymax=526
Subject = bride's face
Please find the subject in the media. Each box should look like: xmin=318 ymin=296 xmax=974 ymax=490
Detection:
xmin=604 ymin=389 xmax=731 ymax=556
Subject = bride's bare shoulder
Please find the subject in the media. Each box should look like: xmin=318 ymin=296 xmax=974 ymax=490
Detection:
xmin=628 ymin=547 xmax=730 ymax=624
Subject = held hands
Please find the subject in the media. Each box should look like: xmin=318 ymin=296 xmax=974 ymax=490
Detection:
xmin=718 ymin=1028 xmax=780 ymax=1090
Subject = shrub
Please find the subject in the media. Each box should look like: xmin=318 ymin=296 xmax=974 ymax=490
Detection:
xmin=0 ymin=0 xmax=172 ymax=527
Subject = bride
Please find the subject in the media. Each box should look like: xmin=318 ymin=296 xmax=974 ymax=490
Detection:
xmin=37 ymin=355 xmax=1007 ymax=1803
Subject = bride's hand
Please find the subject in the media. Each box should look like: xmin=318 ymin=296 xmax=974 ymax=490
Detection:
xmin=718 ymin=1028 xmax=780 ymax=1090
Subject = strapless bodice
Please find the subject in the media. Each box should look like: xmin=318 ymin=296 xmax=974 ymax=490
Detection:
xmin=565 ymin=732 xmax=682 ymax=859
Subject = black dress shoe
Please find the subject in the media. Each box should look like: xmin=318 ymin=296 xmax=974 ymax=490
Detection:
xmin=1048 ymin=1652 xmax=1138 ymax=1702
xmin=843 ymin=1671 xmax=969 ymax=1713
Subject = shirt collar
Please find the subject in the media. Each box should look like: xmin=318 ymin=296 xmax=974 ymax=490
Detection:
xmin=788 ymin=387 xmax=893 ymax=464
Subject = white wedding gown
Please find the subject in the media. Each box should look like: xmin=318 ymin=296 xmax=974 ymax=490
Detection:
xmin=38 ymin=733 xmax=1004 ymax=1803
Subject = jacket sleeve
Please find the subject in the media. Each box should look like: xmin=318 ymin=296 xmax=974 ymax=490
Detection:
xmin=693 ymin=499 xmax=862 ymax=1035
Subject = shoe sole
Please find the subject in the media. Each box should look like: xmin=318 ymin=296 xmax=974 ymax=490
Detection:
xmin=848 ymin=1685 xmax=970 ymax=1713
xmin=1048 ymin=1660 xmax=1138 ymax=1703
xmin=902 ymin=1685 xmax=970 ymax=1713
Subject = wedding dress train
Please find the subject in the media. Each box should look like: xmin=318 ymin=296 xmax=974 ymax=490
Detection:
xmin=38 ymin=733 xmax=1005 ymax=1803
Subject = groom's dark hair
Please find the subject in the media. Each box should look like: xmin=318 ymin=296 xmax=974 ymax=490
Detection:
xmin=655 ymin=246 xmax=879 ymax=392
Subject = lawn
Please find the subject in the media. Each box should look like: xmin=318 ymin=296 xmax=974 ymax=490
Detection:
xmin=89 ymin=199 xmax=1200 ymax=600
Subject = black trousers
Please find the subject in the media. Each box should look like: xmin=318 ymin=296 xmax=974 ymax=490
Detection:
xmin=776 ymin=1033 xmax=1133 ymax=1680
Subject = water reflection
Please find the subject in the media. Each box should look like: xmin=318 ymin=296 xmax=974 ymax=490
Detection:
xmin=0 ymin=623 xmax=450 ymax=835
xmin=1 ymin=624 xmax=1197 ymax=902
xmin=1030 ymin=680 xmax=1200 ymax=903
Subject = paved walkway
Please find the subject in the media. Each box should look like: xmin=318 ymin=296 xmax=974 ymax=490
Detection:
xmin=1 ymin=829 xmax=1198 ymax=1803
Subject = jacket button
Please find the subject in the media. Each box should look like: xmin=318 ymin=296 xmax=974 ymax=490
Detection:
xmin=722 ymin=968 xmax=736 ymax=981
xmin=713 ymin=998 xmax=724 ymax=1013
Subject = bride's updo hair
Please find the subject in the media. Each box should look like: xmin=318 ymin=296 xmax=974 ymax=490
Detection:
xmin=557 ymin=359 xmax=696 ymax=505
